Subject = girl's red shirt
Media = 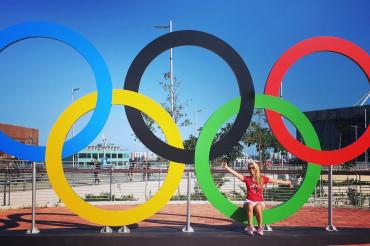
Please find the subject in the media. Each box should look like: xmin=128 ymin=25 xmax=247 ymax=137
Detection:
xmin=243 ymin=175 xmax=269 ymax=201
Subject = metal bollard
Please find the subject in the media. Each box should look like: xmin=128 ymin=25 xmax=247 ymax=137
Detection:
xmin=3 ymin=170 xmax=7 ymax=206
xmin=109 ymin=167 xmax=113 ymax=201
xmin=118 ymin=225 xmax=130 ymax=233
xmin=7 ymin=178 xmax=10 ymax=206
xmin=100 ymin=226 xmax=113 ymax=233
xmin=325 ymin=165 xmax=337 ymax=232
xmin=27 ymin=162 xmax=40 ymax=234
xmin=359 ymin=174 xmax=362 ymax=207
xmin=182 ymin=169 xmax=194 ymax=233
xmin=6 ymin=165 xmax=10 ymax=206
xmin=144 ymin=169 xmax=148 ymax=200
xmin=264 ymin=224 xmax=273 ymax=231
xmin=157 ymin=166 xmax=161 ymax=190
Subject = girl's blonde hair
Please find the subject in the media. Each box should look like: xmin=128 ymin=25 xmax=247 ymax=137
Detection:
xmin=249 ymin=161 xmax=263 ymax=187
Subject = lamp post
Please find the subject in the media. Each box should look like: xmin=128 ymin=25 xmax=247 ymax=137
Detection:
xmin=102 ymin=133 xmax=107 ymax=166
xmin=351 ymin=125 xmax=359 ymax=164
xmin=195 ymin=109 xmax=202 ymax=137
xmin=155 ymin=20 xmax=174 ymax=117
xmin=71 ymin=88 xmax=80 ymax=170
xmin=365 ymin=109 xmax=368 ymax=164
xmin=280 ymin=81 xmax=283 ymax=98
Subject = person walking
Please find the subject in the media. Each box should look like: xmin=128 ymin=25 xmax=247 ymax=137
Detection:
xmin=90 ymin=157 xmax=101 ymax=184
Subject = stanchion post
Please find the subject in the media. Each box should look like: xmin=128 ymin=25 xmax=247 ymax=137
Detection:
xmin=109 ymin=167 xmax=113 ymax=201
xmin=7 ymin=177 xmax=10 ymax=206
xmin=264 ymin=224 xmax=273 ymax=231
xmin=100 ymin=226 xmax=113 ymax=233
xmin=144 ymin=165 xmax=149 ymax=200
xmin=7 ymin=164 xmax=10 ymax=206
xmin=182 ymin=167 xmax=194 ymax=233
xmin=359 ymin=174 xmax=362 ymax=206
xmin=157 ymin=163 xmax=161 ymax=190
xmin=325 ymin=165 xmax=337 ymax=231
xmin=27 ymin=162 xmax=40 ymax=234
xmin=3 ymin=166 xmax=7 ymax=206
xmin=118 ymin=225 xmax=130 ymax=233
xmin=233 ymin=162 xmax=236 ymax=193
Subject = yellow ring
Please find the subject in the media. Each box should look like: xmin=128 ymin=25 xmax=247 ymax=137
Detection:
xmin=45 ymin=89 xmax=184 ymax=226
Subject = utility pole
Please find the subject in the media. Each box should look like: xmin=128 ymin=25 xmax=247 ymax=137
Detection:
xmin=155 ymin=20 xmax=174 ymax=117
xmin=102 ymin=133 xmax=107 ymax=167
xmin=365 ymin=109 xmax=368 ymax=164
xmin=351 ymin=125 xmax=359 ymax=164
xmin=195 ymin=109 xmax=202 ymax=137
xmin=71 ymin=88 xmax=80 ymax=170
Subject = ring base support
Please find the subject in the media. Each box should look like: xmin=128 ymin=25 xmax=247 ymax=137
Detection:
xmin=264 ymin=224 xmax=273 ymax=231
xmin=26 ymin=227 xmax=40 ymax=234
xmin=118 ymin=226 xmax=131 ymax=233
xmin=100 ymin=226 xmax=113 ymax=233
xmin=182 ymin=225 xmax=195 ymax=233
xmin=326 ymin=225 xmax=338 ymax=232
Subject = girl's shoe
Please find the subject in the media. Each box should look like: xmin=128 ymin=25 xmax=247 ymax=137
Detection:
xmin=245 ymin=226 xmax=255 ymax=235
xmin=256 ymin=227 xmax=264 ymax=236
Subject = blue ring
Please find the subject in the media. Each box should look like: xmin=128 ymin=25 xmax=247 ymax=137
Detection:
xmin=0 ymin=22 xmax=112 ymax=161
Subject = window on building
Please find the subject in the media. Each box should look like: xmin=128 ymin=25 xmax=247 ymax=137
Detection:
xmin=87 ymin=153 xmax=91 ymax=159
xmin=118 ymin=154 xmax=123 ymax=158
xmin=124 ymin=153 xmax=129 ymax=158
xmin=112 ymin=154 xmax=117 ymax=158
xmin=106 ymin=154 xmax=111 ymax=158
xmin=99 ymin=154 xmax=103 ymax=158
xmin=78 ymin=153 xmax=87 ymax=158
xmin=92 ymin=153 xmax=98 ymax=159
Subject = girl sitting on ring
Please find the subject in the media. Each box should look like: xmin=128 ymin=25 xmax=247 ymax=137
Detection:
xmin=222 ymin=159 xmax=293 ymax=236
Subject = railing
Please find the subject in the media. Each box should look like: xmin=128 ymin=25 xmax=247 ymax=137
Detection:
xmin=1 ymin=160 xmax=369 ymax=208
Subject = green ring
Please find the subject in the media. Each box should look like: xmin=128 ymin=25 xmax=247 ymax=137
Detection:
xmin=195 ymin=94 xmax=322 ymax=224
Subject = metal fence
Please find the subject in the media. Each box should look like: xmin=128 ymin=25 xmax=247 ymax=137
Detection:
xmin=1 ymin=160 xmax=369 ymax=208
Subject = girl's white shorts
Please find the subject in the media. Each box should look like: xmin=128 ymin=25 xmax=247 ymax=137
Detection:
xmin=243 ymin=199 xmax=265 ymax=208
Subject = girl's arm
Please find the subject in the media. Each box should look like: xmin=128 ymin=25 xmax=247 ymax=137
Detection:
xmin=268 ymin=178 xmax=293 ymax=188
xmin=222 ymin=161 xmax=244 ymax=181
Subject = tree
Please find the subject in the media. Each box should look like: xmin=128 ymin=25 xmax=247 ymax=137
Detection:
xmin=184 ymin=134 xmax=197 ymax=150
xmin=183 ymin=123 xmax=244 ymax=166
xmin=137 ymin=73 xmax=192 ymax=140
xmin=214 ymin=123 xmax=244 ymax=165
xmin=242 ymin=110 xmax=272 ymax=164
xmin=159 ymin=74 xmax=191 ymax=127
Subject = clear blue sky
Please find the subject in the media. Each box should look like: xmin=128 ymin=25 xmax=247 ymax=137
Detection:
xmin=0 ymin=0 xmax=369 ymax=154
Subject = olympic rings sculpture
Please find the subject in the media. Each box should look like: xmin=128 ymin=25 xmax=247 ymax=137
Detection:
xmin=0 ymin=22 xmax=369 ymax=226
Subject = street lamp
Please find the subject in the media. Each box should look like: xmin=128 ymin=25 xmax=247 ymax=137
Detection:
xmin=365 ymin=109 xmax=368 ymax=164
xmin=71 ymin=88 xmax=80 ymax=169
xmin=280 ymin=81 xmax=283 ymax=98
xmin=351 ymin=125 xmax=361 ymax=164
xmin=154 ymin=20 xmax=174 ymax=118
xmin=102 ymin=133 xmax=107 ymax=167
xmin=195 ymin=109 xmax=202 ymax=137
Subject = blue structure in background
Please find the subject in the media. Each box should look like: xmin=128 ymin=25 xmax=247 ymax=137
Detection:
xmin=76 ymin=144 xmax=130 ymax=169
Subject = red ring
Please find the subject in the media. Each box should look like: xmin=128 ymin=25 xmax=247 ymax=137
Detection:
xmin=264 ymin=36 xmax=370 ymax=165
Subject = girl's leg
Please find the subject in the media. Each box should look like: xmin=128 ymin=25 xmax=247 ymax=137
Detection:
xmin=246 ymin=203 xmax=254 ymax=227
xmin=254 ymin=203 xmax=263 ymax=228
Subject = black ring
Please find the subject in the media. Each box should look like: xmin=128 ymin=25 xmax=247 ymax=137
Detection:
xmin=124 ymin=30 xmax=254 ymax=163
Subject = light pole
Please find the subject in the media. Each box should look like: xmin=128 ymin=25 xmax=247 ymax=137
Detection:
xmin=155 ymin=20 xmax=174 ymax=117
xmin=71 ymin=88 xmax=80 ymax=170
xmin=102 ymin=133 xmax=107 ymax=167
xmin=365 ymin=109 xmax=368 ymax=164
xmin=351 ymin=125 xmax=359 ymax=164
xmin=280 ymin=81 xmax=283 ymax=98
xmin=279 ymin=82 xmax=283 ymax=167
xmin=195 ymin=109 xmax=202 ymax=137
